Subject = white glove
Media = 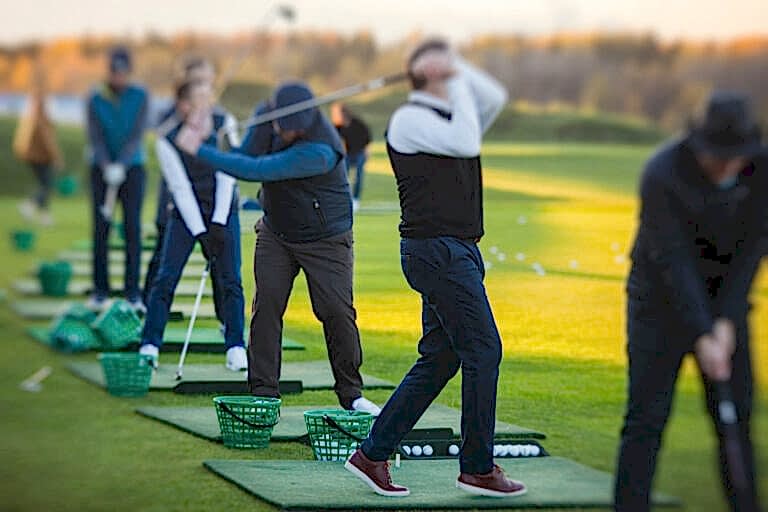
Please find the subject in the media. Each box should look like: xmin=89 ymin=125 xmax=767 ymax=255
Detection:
xmin=103 ymin=163 xmax=127 ymax=187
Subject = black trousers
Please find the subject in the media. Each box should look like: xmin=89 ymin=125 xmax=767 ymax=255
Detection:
xmin=614 ymin=298 xmax=759 ymax=512
xmin=247 ymin=220 xmax=363 ymax=407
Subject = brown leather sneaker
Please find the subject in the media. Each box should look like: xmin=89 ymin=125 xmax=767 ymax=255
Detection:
xmin=345 ymin=448 xmax=410 ymax=497
xmin=456 ymin=464 xmax=527 ymax=497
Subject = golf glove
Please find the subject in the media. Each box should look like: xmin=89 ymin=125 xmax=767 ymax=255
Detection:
xmin=103 ymin=163 xmax=126 ymax=187
xmin=197 ymin=223 xmax=227 ymax=261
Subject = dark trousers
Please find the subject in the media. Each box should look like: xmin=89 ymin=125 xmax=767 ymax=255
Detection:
xmin=614 ymin=299 xmax=759 ymax=512
xmin=142 ymin=183 xmax=242 ymax=323
xmin=30 ymin=162 xmax=53 ymax=210
xmin=141 ymin=209 xmax=244 ymax=350
xmin=347 ymin=151 xmax=366 ymax=200
xmin=247 ymin=221 xmax=363 ymax=407
xmin=90 ymin=165 xmax=145 ymax=300
xmin=361 ymin=237 xmax=502 ymax=475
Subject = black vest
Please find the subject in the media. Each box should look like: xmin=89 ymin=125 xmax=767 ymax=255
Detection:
xmin=386 ymin=105 xmax=484 ymax=240
xmin=259 ymin=114 xmax=351 ymax=243
xmin=167 ymin=112 xmax=235 ymax=220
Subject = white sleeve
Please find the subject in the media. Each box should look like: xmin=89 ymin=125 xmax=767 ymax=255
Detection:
xmin=454 ymin=57 xmax=508 ymax=133
xmin=211 ymin=171 xmax=236 ymax=225
xmin=387 ymin=81 xmax=482 ymax=158
xmin=223 ymin=113 xmax=241 ymax=148
xmin=155 ymin=138 xmax=206 ymax=236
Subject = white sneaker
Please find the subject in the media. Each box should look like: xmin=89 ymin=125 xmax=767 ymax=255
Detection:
xmin=139 ymin=344 xmax=159 ymax=368
xmin=226 ymin=346 xmax=248 ymax=371
xmin=128 ymin=298 xmax=147 ymax=315
xmin=351 ymin=396 xmax=381 ymax=416
xmin=85 ymin=294 xmax=107 ymax=311
xmin=18 ymin=200 xmax=37 ymax=220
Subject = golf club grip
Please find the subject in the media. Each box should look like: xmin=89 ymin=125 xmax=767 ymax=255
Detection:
xmin=713 ymin=381 xmax=751 ymax=499
xmin=232 ymin=72 xmax=409 ymax=133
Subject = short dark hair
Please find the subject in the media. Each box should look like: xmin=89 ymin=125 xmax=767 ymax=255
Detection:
xmin=175 ymin=79 xmax=204 ymax=102
xmin=406 ymin=38 xmax=449 ymax=90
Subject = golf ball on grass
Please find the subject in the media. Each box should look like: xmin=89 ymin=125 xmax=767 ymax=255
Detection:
xmin=411 ymin=445 xmax=422 ymax=456
xmin=497 ymin=253 xmax=507 ymax=262
xmin=493 ymin=445 xmax=501 ymax=456
xmin=516 ymin=252 xmax=526 ymax=261
xmin=401 ymin=445 xmax=411 ymax=455
xmin=508 ymin=445 xmax=521 ymax=457
xmin=448 ymin=444 xmax=460 ymax=456
xmin=529 ymin=445 xmax=541 ymax=456
xmin=422 ymin=445 xmax=433 ymax=456
xmin=489 ymin=246 xmax=499 ymax=254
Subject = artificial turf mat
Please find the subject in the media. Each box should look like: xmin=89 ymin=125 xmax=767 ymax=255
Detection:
xmin=57 ymin=249 xmax=206 ymax=264
xmin=135 ymin=403 xmax=545 ymax=443
xmin=11 ymin=299 xmax=219 ymax=321
xmin=202 ymin=458 xmax=680 ymax=510
xmin=12 ymin=278 xmax=213 ymax=298
xmin=26 ymin=326 xmax=305 ymax=352
xmin=67 ymin=360 xmax=396 ymax=394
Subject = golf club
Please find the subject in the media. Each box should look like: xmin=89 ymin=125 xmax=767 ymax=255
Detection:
xmin=175 ymin=261 xmax=211 ymax=380
xmin=214 ymin=3 xmax=296 ymax=101
xmin=712 ymin=381 xmax=755 ymax=510
xmin=100 ymin=183 xmax=119 ymax=221
xmin=219 ymin=71 xmax=408 ymax=138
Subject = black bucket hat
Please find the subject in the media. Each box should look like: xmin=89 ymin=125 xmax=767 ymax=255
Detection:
xmin=688 ymin=91 xmax=762 ymax=159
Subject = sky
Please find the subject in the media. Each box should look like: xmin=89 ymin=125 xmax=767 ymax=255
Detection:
xmin=2 ymin=0 xmax=767 ymax=45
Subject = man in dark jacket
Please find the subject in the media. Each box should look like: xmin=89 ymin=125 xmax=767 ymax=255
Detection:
xmin=614 ymin=92 xmax=765 ymax=512
xmin=332 ymin=103 xmax=371 ymax=210
xmin=175 ymin=82 xmax=380 ymax=415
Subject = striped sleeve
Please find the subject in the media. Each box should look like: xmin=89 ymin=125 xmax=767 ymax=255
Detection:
xmin=156 ymin=138 xmax=206 ymax=236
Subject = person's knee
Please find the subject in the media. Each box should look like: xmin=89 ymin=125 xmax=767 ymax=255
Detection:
xmin=312 ymin=300 xmax=355 ymax=324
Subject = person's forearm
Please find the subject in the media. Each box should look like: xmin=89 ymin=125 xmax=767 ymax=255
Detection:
xmin=453 ymin=57 xmax=508 ymax=133
xmin=196 ymin=143 xmax=336 ymax=182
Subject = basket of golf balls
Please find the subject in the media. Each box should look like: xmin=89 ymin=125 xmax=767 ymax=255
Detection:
xmin=304 ymin=409 xmax=374 ymax=461
xmin=213 ymin=396 xmax=282 ymax=449
xmin=398 ymin=439 xmax=547 ymax=459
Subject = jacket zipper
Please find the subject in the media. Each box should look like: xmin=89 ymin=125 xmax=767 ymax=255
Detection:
xmin=313 ymin=198 xmax=327 ymax=227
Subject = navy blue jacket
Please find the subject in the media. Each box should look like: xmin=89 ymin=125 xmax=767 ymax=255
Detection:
xmin=628 ymin=138 xmax=768 ymax=348
xmin=196 ymin=103 xmax=351 ymax=243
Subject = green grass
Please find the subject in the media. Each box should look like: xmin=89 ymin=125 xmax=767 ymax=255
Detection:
xmin=0 ymin=137 xmax=766 ymax=511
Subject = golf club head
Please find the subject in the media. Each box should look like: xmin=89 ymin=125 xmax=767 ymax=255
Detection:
xmin=175 ymin=370 xmax=183 ymax=381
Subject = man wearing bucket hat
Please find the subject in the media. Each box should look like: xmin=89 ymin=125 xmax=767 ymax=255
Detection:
xmin=85 ymin=46 xmax=149 ymax=313
xmin=614 ymin=91 xmax=766 ymax=512
xmin=175 ymin=81 xmax=381 ymax=416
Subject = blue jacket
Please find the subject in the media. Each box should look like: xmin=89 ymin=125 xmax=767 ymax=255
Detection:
xmin=196 ymin=103 xmax=351 ymax=243
xmin=86 ymin=83 xmax=149 ymax=167
xmin=628 ymin=138 xmax=768 ymax=348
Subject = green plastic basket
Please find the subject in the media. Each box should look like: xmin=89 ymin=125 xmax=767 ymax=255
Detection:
xmin=213 ymin=396 xmax=282 ymax=449
xmin=91 ymin=300 xmax=142 ymax=350
xmin=37 ymin=261 xmax=73 ymax=297
xmin=304 ymin=409 xmax=374 ymax=461
xmin=98 ymin=352 xmax=154 ymax=397
xmin=49 ymin=304 xmax=99 ymax=353
xmin=11 ymin=230 xmax=35 ymax=251
xmin=55 ymin=175 xmax=78 ymax=197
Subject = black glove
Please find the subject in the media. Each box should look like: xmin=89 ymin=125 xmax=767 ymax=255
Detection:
xmin=197 ymin=223 xmax=228 ymax=262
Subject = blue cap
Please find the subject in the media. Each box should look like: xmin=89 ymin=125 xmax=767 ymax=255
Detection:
xmin=109 ymin=47 xmax=132 ymax=73
xmin=271 ymin=82 xmax=317 ymax=132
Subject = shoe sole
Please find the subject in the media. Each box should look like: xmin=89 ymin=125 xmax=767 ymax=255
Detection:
xmin=344 ymin=460 xmax=410 ymax=497
xmin=455 ymin=480 xmax=528 ymax=498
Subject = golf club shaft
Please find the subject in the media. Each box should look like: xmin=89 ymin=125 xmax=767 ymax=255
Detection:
xmin=227 ymin=71 xmax=408 ymax=135
xmin=176 ymin=262 xmax=210 ymax=379
xmin=713 ymin=381 xmax=753 ymax=506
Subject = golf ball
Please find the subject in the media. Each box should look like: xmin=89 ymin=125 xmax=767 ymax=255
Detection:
xmin=448 ymin=444 xmax=460 ymax=456
xmin=530 ymin=445 xmax=541 ymax=456
xmin=569 ymin=259 xmax=579 ymax=269
xmin=497 ymin=253 xmax=507 ymax=262
xmin=401 ymin=445 xmax=411 ymax=455
xmin=489 ymin=246 xmax=499 ymax=254
xmin=614 ymin=255 xmax=626 ymax=264
xmin=610 ymin=242 xmax=620 ymax=252
xmin=411 ymin=445 xmax=422 ymax=456
xmin=493 ymin=445 xmax=501 ymax=456
xmin=504 ymin=444 xmax=515 ymax=456
xmin=508 ymin=445 xmax=521 ymax=457
xmin=517 ymin=215 xmax=527 ymax=225
xmin=516 ymin=252 xmax=526 ymax=261
xmin=422 ymin=445 xmax=433 ymax=456
xmin=484 ymin=261 xmax=493 ymax=270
